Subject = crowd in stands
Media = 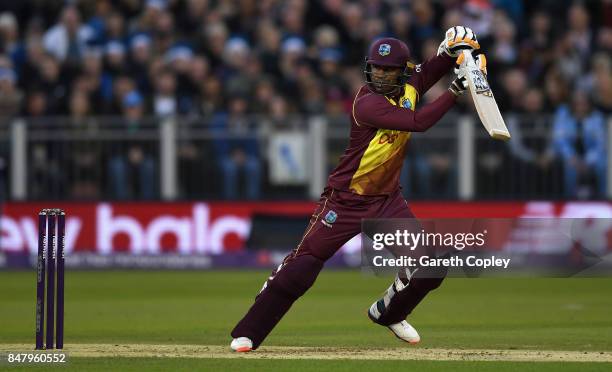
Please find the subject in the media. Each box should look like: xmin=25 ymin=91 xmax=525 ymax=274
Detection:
xmin=0 ymin=0 xmax=610 ymax=200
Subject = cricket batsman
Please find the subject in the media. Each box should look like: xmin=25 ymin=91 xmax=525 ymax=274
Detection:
xmin=231 ymin=26 xmax=484 ymax=352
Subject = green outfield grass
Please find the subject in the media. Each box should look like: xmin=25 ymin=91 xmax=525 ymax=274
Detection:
xmin=1 ymin=270 xmax=611 ymax=371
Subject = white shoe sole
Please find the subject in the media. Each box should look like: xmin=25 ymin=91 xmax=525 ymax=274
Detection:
xmin=368 ymin=302 xmax=420 ymax=344
xmin=231 ymin=337 xmax=253 ymax=352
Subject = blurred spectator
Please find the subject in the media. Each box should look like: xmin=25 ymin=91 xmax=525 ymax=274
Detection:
xmin=222 ymin=37 xmax=254 ymax=96
xmin=589 ymin=53 xmax=612 ymax=114
xmin=544 ymin=67 xmax=570 ymax=112
xmin=108 ymin=91 xmax=156 ymax=199
xmin=411 ymin=0 xmax=436 ymax=45
xmin=42 ymin=6 xmax=94 ymax=64
xmin=152 ymin=10 xmax=176 ymax=54
xmin=103 ymin=40 xmax=128 ymax=78
xmin=24 ymin=90 xmax=48 ymax=117
xmin=31 ymin=55 xmax=67 ymax=114
xmin=252 ymin=78 xmax=276 ymax=114
xmin=388 ymin=6 xmax=413 ymax=47
xmin=340 ymin=2 xmax=365 ymax=63
xmin=463 ymin=0 xmax=494 ymax=43
xmin=362 ymin=17 xmax=385 ymax=46
xmin=401 ymin=141 xmax=457 ymax=199
xmin=553 ymin=91 xmax=606 ymax=199
xmin=317 ymin=48 xmax=347 ymax=102
xmin=506 ymin=88 xmax=562 ymax=197
xmin=211 ymin=95 xmax=261 ymax=200
xmin=566 ymin=3 xmax=594 ymax=67
xmin=519 ymin=11 xmax=553 ymax=83
xmin=0 ymin=67 xmax=22 ymax=118
xmin=20 ymin=36 xmax=46 ymax=89
xmin=490 ymin=12 xmax=517 ymax=69
xmin=597 ymin=27 xmax=612 ymax=52
xmin=198 ymin=75 xmax=223 ymax=117
xmin=108 ymin=75 xmax=136 ymax=115
xmin=281 ymin=0 xmax=307 ymax=39
xmin=135 ymin=0 xmax=169 ymax=35
xmin=256 ymin=20 xmax=282 ymax=77
xmin=127 ymin=34 xmax=152 ymax=93
xmin=176 ymin=0 xmax=210 ymax=35
xmin=168 ymin=48 xmax=203 ymax=112
xmin=202 ymin=21 xmax=228 ymax=70
xmin=311 ymin=25 xmax=341 ymax=59
xmin=499 ymin=68 xmax=528 ymax=111
xmin=441 ymin=9 xmax=463 ymax=32
xmin=104 ymin=11 xmax=125 ymax=42
xmin=68 ymin=92 xmax=101 ymax=199
xmin=187 ymin=56 xmax=209 ymax=93
xmin=263 ymin=95 xmax=302 ymax=131
xmin=0 ymin=12 xmax=24 ymax=68
xmin=151 ymin=68 xmax=177 ymax=116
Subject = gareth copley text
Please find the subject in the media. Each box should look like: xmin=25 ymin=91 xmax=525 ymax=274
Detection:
xmin=372 ymin=255 xmax=511 ymax=269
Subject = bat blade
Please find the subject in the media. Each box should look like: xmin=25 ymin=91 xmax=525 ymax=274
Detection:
xmin=460 ymin=50 xmax=511 ymax=141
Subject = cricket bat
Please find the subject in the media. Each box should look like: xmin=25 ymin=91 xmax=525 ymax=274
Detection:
xmin=459 ymin=50 xmax=511 ymax=141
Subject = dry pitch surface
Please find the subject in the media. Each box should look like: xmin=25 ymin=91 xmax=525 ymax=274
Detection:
xmin=3 ymin=344 xmax=612 ymax=363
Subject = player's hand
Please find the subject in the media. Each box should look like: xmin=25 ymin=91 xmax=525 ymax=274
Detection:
xmin=456 ymin=53 xmax=487 ymax=75
xmin=475 ymin=54 xmax=487 ymax=75
xmin=448 ymin=70 xmax=468 ymax=97
xmin=437 ymin=26 xmax=480 ymax=57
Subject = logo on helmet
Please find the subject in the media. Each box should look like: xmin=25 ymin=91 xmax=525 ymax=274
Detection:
xmin=378 ymin=44 xmax=391 ymax=56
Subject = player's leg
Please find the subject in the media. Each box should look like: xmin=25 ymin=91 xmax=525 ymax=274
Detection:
xmin=231 ymin=189 xmax=360 ymax=350
xmin=367 ymin=191 xmax=448 ymax=342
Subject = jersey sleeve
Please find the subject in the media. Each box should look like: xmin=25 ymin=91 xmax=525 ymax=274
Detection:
xmin=353 ymin=90 xmax=457 ymax=132
xmin=410 ymin=54 xmax=455 ymax=96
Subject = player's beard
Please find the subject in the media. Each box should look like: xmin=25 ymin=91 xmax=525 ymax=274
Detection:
xmin=372 ymin=78 xmax=400 ymax=95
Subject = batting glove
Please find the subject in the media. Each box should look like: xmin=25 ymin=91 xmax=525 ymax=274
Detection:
xmin=437 ymin=26 xmax=480 ymax=57
xmin=448 ymin=67 xmax=468 ymax=97
xmin=456 ymin=52 xmax=488 ymax=75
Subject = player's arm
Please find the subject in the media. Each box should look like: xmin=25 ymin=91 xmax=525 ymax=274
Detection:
xmin=412 ymin=26 xmax=480 ymax=95
xmin=354 ymin=77 xmax=466 ymax=132
xmin=411 ymin=55 xmax=455 ymax=95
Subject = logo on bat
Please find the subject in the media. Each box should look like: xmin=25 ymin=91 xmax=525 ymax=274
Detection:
xmin=470 ymin=69 xmax=491 ymax=95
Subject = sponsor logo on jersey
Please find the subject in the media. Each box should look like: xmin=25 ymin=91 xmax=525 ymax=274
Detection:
xmin=378 ymin=133 xmax=399 ymax=144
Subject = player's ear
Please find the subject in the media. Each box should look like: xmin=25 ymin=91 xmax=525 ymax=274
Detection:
xmin=400 ymin=61 xmax=415 ymax=84
xmin=404 ymin=61 xmax=415 ymax=75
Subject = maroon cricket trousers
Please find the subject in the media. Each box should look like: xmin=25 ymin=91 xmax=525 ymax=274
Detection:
xmin=231 ymin=187 xmax=447 ymax=349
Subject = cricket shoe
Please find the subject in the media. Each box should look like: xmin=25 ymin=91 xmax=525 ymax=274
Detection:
xmin=230 ymin=337 xmax=253 ymax=352
xmin=368 ymin=300 xmax=421 ymax=344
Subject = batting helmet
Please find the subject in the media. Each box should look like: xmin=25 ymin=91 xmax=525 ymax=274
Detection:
xmin=363 ymin=37 xmax=415 ymax=94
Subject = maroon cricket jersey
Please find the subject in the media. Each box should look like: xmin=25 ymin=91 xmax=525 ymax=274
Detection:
xmin=327 ymin=54 xmax=457 ymax=195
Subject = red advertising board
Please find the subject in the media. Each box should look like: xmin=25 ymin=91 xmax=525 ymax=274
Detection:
xmin=2 ymin=201 xmax=612 ymax=255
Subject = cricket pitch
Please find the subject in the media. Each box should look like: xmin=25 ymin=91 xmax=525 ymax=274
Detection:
xmin=3 ymin=344 xmax=612 ymax=363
